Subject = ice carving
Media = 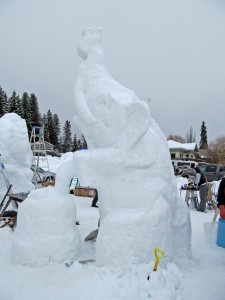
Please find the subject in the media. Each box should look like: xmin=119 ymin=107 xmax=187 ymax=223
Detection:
xmin=74 ymin=27 xmax=191 ymax=267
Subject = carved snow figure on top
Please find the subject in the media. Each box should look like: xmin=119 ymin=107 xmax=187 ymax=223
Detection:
xmin=74 ymin=27 xmax=191 ymax=268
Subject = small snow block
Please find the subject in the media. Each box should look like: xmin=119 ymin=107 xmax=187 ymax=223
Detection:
xmin=216 ymin=218 xmax=225 ymax=248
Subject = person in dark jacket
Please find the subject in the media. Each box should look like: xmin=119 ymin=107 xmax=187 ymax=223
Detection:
xmin=91 ymin=189 xmax=98 ymax=208
xmin=217 ymin=176 xmax=225 ymax=219
xmin=194 ymin=166 xmax=207 ymax=212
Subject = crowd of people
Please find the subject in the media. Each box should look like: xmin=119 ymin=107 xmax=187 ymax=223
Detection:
xmin=187 ymin=166 xmax=225 ymax=219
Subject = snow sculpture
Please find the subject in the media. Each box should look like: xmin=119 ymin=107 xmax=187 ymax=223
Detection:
xmin=12 ymin=159 xmax=81 ymax=266
xmin=0 ymin=113 xmax=34 ymax=195
xmin=6 ymin=115 xmax=81 ymax=266
xmin=73 ymin=27 xmax=191 ymax=267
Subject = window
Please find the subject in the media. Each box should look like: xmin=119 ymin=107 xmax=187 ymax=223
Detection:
xmin=171 ymin=153 xmax=176 ymax=159
xmin=206 ymin=165 xmax=217 ymax=172
xmin=178 ymin=162 xmax=191 ymax=167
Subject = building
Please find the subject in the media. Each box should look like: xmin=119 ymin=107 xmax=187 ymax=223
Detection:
xmin=198 ymin=149 xmax=210 ymax=162
xmin=167 ymin=140 xmax=198 ymax=161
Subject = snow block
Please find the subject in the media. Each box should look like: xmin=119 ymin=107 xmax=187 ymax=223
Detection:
xmin=217 ymin=218 xmax=225 ymax=248
xmin=12 ymin=186 xmax=81 ymax=266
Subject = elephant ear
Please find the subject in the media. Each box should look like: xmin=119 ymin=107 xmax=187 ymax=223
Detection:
xmin=119 ymin=101 xmax=151 ymax=150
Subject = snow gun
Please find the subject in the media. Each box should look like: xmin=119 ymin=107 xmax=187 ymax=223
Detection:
xmin=153 ymin=248 xmax=164 ymax=271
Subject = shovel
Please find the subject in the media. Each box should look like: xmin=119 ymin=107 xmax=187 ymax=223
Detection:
xmin=153 ymin=248 xmax=165 ymax=271
xmin=147 ymin=247 xmax=165 ymax=280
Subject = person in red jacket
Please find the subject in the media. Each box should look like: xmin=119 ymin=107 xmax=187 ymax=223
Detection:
xmin=217 ymin=177 xmax=225 ymax=219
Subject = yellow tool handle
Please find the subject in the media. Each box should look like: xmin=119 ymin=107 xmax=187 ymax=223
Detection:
xmin=153 ymin=248 xmax=165 ymax=271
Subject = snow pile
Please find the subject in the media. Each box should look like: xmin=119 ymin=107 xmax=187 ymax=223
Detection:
xmin=64 ymin=261 xmax=183 ymax=300
xmin=12 ymin=159 xmax=81 ymax=266
xmin=0 ymin=113 xmax=34 ymax=195
xmin=73 ymin=27 xmax=191 ymax=268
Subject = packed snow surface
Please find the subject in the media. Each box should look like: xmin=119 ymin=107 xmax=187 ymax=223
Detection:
xmin=0 ymin=173 xmax=225 ymax=299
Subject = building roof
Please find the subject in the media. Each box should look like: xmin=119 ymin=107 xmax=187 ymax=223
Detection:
xmin=167 ymin=140 xmax=197 ymax=151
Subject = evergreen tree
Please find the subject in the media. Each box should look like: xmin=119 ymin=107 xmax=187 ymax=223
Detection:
xmin=72 ymin=134 xmax=78 ymax=152
xmin=62 ymin=120 xmax=72 ymax=153
xmin=8 ymin=90 xmax=23 ymax=116
xmin=41 ymin=113 xmax=50 ymax=142
xmin=22 ymin=92 xmax=32 ymax=134
xmin=52 ymin=113 xmax=60 ymax=149
xmin=0 ymin=86 xmax=8 ymax=117
xmin=46 ymin=109 xmax=54 ymax=144
xmin=199 ymin=121 xmax=208 ymax=149
xmin=80 ymin=134 xmax=88 ymax=149
xmin=185 ymin=126 xmax=196 ymax=143
xmin=16 ymin=94 xmax=23 ymax=117
xmin=30 ymin=93 xmax=40 ymax=126
xmin=0 ymin=88 xmax=4 ymax=117
xmin=8 ymin=90 xmax=18 ymax=113
xmin=77 ymin=138 xmax=81 ymax=150
xmin=58 ymin=136 xmax=63 ymax=153
xmin=3 ymin=89 xmax=8 ymax=114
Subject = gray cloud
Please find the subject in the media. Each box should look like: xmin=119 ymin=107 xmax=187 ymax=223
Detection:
xmin=0 ymin=0 xmax=225 ymax=142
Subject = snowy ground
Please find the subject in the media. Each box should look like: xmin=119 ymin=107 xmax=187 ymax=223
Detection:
xmin=0 ymin=157 xmax=225 ymax=300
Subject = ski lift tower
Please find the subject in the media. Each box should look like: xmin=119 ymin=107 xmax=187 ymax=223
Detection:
xmin=30 ymin=125 xmax=49 ymax=188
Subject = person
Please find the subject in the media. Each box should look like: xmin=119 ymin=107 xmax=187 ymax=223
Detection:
xmin=91 ymin=189 xmax=98 ymax=208
xmin=194 ymin=166 xmax=207 ymax=212
xmin=217 ymin=176 xmax=225 ymax=219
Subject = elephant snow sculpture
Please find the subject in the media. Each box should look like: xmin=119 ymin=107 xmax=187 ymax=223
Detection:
xmin=73 ymin=27 xmax=191 ymax=268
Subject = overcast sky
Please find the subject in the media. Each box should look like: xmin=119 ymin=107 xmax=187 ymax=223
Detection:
xmin=0 ymin=0 xmax=225 ymax=143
